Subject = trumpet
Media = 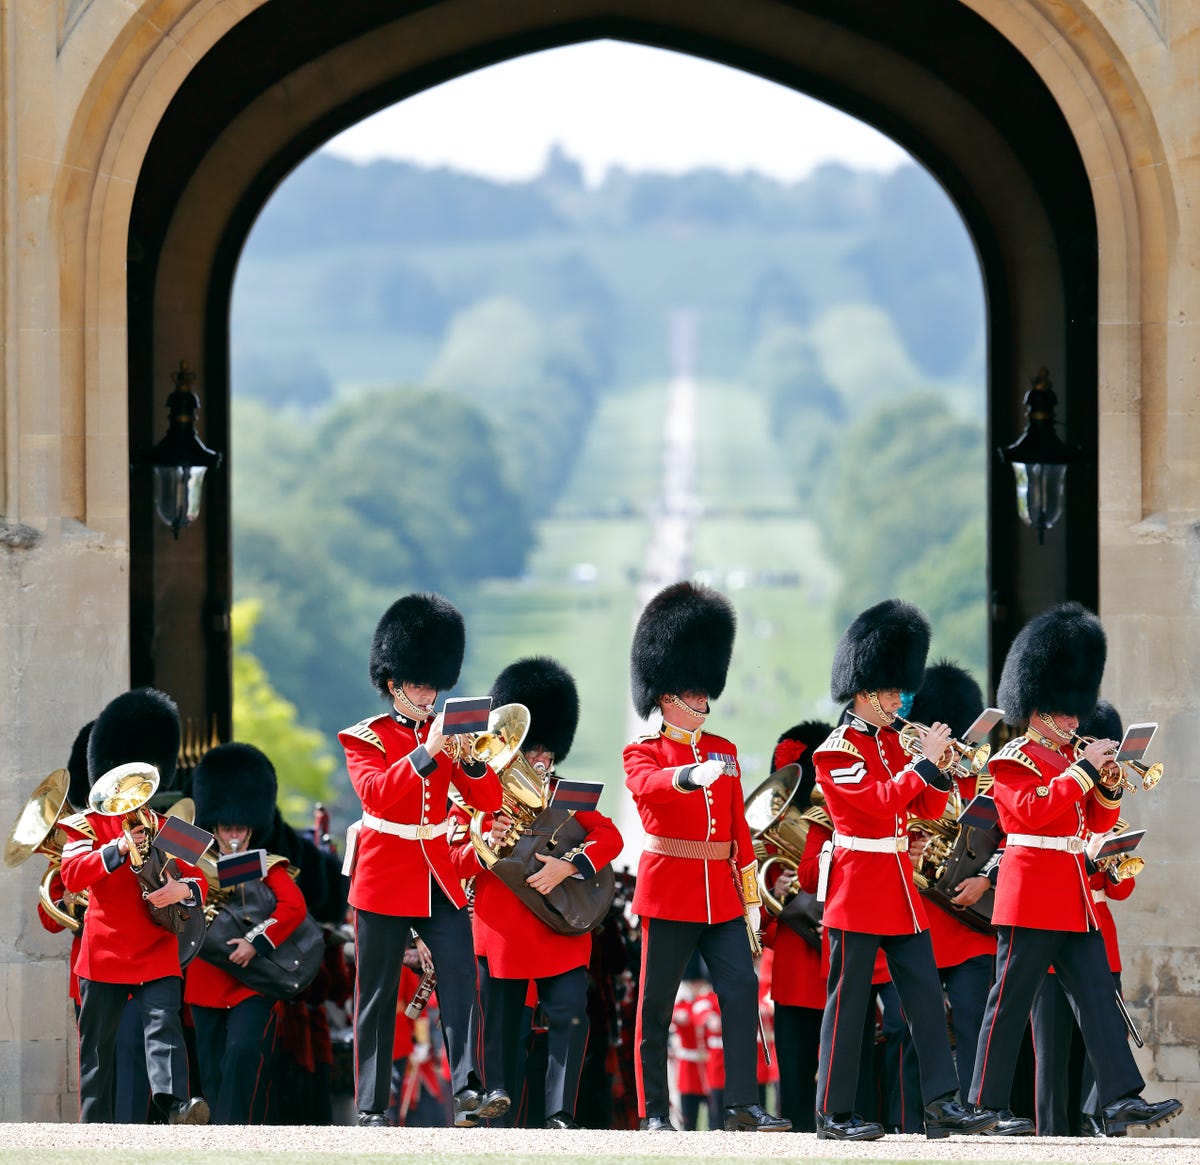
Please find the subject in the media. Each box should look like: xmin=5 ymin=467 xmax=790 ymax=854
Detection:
xmin=892 ymin=716 xmax=991 ymax=779
xmin=1068 ymin=734 xmax=1163 ymax=795
xmin=1095 ymin=853 xmax=1145 ymax=882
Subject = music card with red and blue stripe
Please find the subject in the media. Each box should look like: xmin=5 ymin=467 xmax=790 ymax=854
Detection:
xmin=153 ymin=816 xmax=214 ymax=865
xmin=442 ymin=696 xmax=492 ymax=735
xmin=217 ymin=848 xmax=268 ymax=888
xmin=549 ymin=779 xmax=603 ymax=814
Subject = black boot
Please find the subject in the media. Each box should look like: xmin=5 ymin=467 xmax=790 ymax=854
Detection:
xmin=981 ymin=1108 xmax=1035 ymax=1136
xmin=166 ymin=1097 xmax=210 ymax=1126
xmin=1102 ymin=1094 xmax=1183 ymax=1136
xmin=815 ymin=1111 xmax=885 ymax=1141
xmin=723 ymin=1103 xmax=791 ymax=1132
xmin=924 ymin=1096 xmax=997 ymax=1139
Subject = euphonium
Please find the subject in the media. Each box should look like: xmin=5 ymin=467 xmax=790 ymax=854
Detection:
xmin=466 ymin=704 xmax=550 ymax=868
xmin=87 ymin=762 xmax=161 ymax=869
xmin=907 ymin=784 xmax=964 ymax=891
xmin=893 ymin=715 xmax=991 ymax=779
xmin=4 ymin=768 xmax=89 ymax=932
xmin=1068 ymin=733 xmax=1163 ymax=794
xmin=744 ymin=764 xmax=829 ymax=915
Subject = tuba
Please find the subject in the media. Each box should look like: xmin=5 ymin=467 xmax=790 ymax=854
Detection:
xmin=467 ymin=703 xmax=615 ymax=936
xmin=744 ymin=764 xmax=827 ymax=948
xmin=466 ymin=704 xmax=548 ymax=865
xmin=4 ymin=768 xmax=88 ymax=932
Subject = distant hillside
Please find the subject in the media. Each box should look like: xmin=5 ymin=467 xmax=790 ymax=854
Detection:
xmin=232 ymin=149 xmax=984 ymax=399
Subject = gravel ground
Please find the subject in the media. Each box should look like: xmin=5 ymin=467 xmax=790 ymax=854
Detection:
xmin=0 ymin=1124 xmax=1196 ymax=1163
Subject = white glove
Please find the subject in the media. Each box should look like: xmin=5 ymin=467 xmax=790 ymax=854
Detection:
xmin=411 ymin=1042 xmax=431 ymax=1064
xmin=689 ymin=759 xmax=725 ymax=788
xmin=747 ymin=905 xmax=762 ymax=935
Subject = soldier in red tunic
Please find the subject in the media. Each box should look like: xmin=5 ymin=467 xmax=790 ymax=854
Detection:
xmin=758 ymin=722 xmax=832 ymax=1133
xmin=813 ymin=600 xmax=996 ymax=1142
xmin=339 ymin=593 xmax=504 ymax=1127
xmin=60 ymin=689 xmax=210 ymax=1125
xmin=885 ymin=662 xmax=1026 ymax=1134
xmin=448 ymin=656 xmax=623 ymax=1128
xmin=624 ymin=581 xmax=790 ymax=1133
xmin=969 ymin=603 xmax=1181 ymax=1136
xmin=186 ymin=743 xmax=309 ymax=1123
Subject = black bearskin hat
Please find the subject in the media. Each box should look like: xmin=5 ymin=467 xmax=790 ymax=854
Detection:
xmin=996 ymin=601 xmax=1106 ymax=725
xmin=630 ymin=581 xmax=736 ymax=719
xmin=192 ymin=742 xmax=278 ymax=835
xmin=830 ymin=599 xmax=931 ymax=703
xmin=1079 ymin=699 xmax=1122 ymax=743
xmin=369 ymin=592 xmax=465 ymax=698
xmin=910 ymin=660 xmax=984 ymax=740
xmin=87 ymin=688 xmax=181 ymax=788
xmin=66 ymin=720 xmax=95 ymax=812
xmin=771 ymin=720 xmax=833 ymax=807
xmin=490 ymin=656 xmax=580 ymax=763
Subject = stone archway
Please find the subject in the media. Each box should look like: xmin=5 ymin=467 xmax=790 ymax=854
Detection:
xmin=4 ymin=0 xmax=1192 ymax=1122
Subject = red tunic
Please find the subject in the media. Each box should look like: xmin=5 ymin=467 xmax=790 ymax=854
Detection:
xmin=185 ymin=861 xmax=308 ymax=1009
xmin=670 ymin=995 xmax=707 ymax=1094
xmin=37 ymin=865 xmax=84 ymax=1004
xmin=989 ymin=733 xmax=1121 ymax=932
xmin=340 ymin=711 xmax=503 ymax=915
xmin=624 ymin=727 xmax=758 ymax=924
xmin=693 ymin=988 xmax=724 ymax=1090
xmin=763 ymin=822 xmax=828 ymax=1010
xmin=1090 ymin=867 xmax=1134 ymax=972
xmin=447 ymin=785 xmax=623 ymax=979
xmin=814 ymin=719 xmax=949 ymax=935
xmin=60 ymin=810 xmax=206 ymax=984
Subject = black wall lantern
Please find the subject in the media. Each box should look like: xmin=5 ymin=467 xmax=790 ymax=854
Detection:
xmin=146 ymin=360 xmax=222 ymax=538
xmin=999 ymin=367 xmax=1079 ymax=544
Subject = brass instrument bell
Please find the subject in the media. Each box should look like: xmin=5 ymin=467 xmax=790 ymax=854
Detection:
xmin=4 ymin=768 xmax=89 ymax=932
xmin=744 ymin=765 xmax=810 ymax=915
xmin=88 ymin=762 xmax=161 ymax=869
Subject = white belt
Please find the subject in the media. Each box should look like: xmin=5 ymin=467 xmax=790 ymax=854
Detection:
xmin=361 ymin=812 xmax=448 ymax=841
xmin=832 ymin=832 xmax=909 ymax=853
xmin=1007 ymin=833 xmax=1085 ymax=853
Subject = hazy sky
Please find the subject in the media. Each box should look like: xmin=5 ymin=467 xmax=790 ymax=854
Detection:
xmin=324 ymin=40 xmax=911 ymax=185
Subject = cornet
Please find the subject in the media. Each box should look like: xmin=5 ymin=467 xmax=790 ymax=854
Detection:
xmin=892 ymin=716 xmax=991 ymax=779
xmin=1068 ymin=733 xmax=1163 ymax=795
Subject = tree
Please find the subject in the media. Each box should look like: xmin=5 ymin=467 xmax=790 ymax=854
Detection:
xmin=231 ymin=598 xmax=338 ymax=824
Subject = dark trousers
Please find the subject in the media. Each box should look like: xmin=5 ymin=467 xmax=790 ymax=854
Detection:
xmin=479 ymin=957 xmax=589 ymax=1121
xmin=192 ymin=994 xmax=277 ymax=1124
xmin=817 ymin=928 xmax=958 ymax=1117
xmin=78 ymin=975 xmax=190 ymax=1123
xmin=774 ymin=1004 xmax=822 ymax=1132
xmin=1032 ymin=969 xmax=1121 ymax=1133
xmin=354 ymin=889 xmax=479 ymax=1113
xmin=114 ymin=996 xmax=153 ymax=1123
xmin=971 ymin=926 xmax=1142 ymax=1111
xmin=881 ymin=953 xmax=993 ymax=1130
xmin=635 ymin=916 xmax=758 ymax=1118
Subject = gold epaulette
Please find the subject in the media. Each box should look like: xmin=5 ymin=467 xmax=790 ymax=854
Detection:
xmin=817 ymin=725 xmax=864 ymax=760
xmin=265 ymin=854 xmax=293 ymax=876
xmin=992 ymin=737 xmax=1039 ymax=775
xmin=342 ymin=717 xmax=386 ymax=753
xmin=58 ymin=812 xmax=96 ymax=839
xmin=800 ymin=805 xmax=833 ymax=830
